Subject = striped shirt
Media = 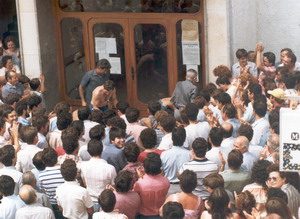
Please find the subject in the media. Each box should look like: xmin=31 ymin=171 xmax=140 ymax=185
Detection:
xmin=38 ymin=166 xmax=65 ymax=204
xmin=180 ymin=158 xmax=218 ymax=199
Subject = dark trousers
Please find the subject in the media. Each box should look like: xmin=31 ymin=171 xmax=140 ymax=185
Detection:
xmin=51 ymin=204 xmax=65 ymax=219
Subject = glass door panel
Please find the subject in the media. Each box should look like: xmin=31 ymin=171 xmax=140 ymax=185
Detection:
xmin=92 ymin=23 xmax=128 ymax=102
xmin=133 ymin=23 xmax=169 ymax=103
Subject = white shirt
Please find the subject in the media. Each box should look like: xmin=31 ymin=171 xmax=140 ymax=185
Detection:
xmin=93 ymin=211 xmax=128 ymax=219
xmin=0 ymin=195 xmax=25 ymax=219
xmin=206 ymin=147 xmax=226 ymax=167
xmin=37 ymin=132 xmax=48 ymax=149
xmin=15 ymin=143 xmax=42 ymax=173
xmin=15 ymin=203 xmax=55 ymax=219
xmin=226 ymin=85 xmax=237 ymax=99
xmin=0 ymin=166 xmax=23 ymax=194
xmin=251 ymin=117 xmax=270 ymax=147
xmin=46 ymin=129 xmax=62 ymax=149
xmin=80 ymin=157 xmax=117 ymax=202
xmin=158 ymin=132 xmax=189 ymax=150
xmin=185 ymin=121 xmax=211 ymax=148
xmin=83 ymin=120 xmax=99 ymax=143
xmin=56 ymin=181 xmax=93 ymax=219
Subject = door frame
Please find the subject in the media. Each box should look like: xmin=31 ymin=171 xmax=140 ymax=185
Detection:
xmin=53 ymin=0 xmax=205 ymax=110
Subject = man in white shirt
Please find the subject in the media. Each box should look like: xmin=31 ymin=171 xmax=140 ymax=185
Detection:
xmin=0 ymin=145 xmax=22 ymax=194
xmin=206 ymin=127 xmax=226 ymax=167
xmin=80 ymin=139 xmax=117 ymax=211
xmin=232 ymin=48 xmax=258 ymax=78
xmin=77 ymin=107 xmax=99 ymax=143
xmin=220 ymin=122 xmax=235 ymax=158
xmin=233 ymin=136 xmax=257 ymax=171
xmin=216 ymin=76 xmax=237 ymax=99
xmin=16 ymin=185 xmax=55 ymax=219
xmin=16 ymin=126 xmax=42 ymax=172
xmin=56 ymin=159 xmax=94 ymax=219
xmin=184 ymin=103 xmax=211 ymax=149
xmin=0 ymin=175 xmax=25 ymax=219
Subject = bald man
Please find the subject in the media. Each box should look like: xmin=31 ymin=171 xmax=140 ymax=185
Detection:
xmin=233 ymin=136 xmax=257 ymax=171
xmin=16 ymin=185 xmax=55 ymax=219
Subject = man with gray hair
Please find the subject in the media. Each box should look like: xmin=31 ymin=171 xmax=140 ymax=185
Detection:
xmin=260 ymin=133 xmax=279 ymax=164
xmin=233 ymin=136 xmax=257 ymax=171
xmin=171 ymin=69 xmax=198 ymax=110
xmin=16 ymin=185 xmax=55 ymax=219
xmin=22 ymin=171 xmax=51 ymax=208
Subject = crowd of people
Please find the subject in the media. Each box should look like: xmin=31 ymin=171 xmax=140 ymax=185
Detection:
xmin=0 ymin=36 xmax=300 ymax=219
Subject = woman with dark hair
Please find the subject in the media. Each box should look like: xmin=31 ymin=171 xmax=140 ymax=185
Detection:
xmin=242 ymin=160 xmax=271 ymax=212
xmin=200 ymin=187 xmax=232 ymax=219
xmin=233 ymin=191 xmax=256 ymax=219
xmin=160 ymin=170 xmax=203 ymax=219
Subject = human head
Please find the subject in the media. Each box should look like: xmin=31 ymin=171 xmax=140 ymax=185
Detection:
xmin=96 ymin=58 xmax=111 ymax=74
xmin=207 ymin=187 xmax=231 ymax=218
xmin=203 ymin=173 xmax=224 ymax=193
xmin=162 ymin=202 xmax=185 ymax=219
xmin=19 ymin=126 xmax=38 ymax=145
xmin=234 ymin=136 xmax=249 ymax=154
xmin=0 ymin=175 xmax=15 ymax=196
xmin=109 ymin=127 xmax=126 ymax=148
xmin=107 ymin=116 xmax=127 ymax=131
xmin=22 ymin=171 xmax=37 ymax=187
xmin=87 ymin=139 xmax=103 ymax=157
xmin=186 ymin=69 xmax=198 ymax=83
xmin=222 ymin=103 xmax=237 ymax=120
xmin=235 ymin=191 xmax=256 ymax=216
xmin=214 ymin=92 xmax=231 ymax=109
xmin=253 ymin=99 xmax=268 ymax=118
xmin=267 ymin=89 xmax=285 ymax=106
xmin=251 ymin=160 xmax=272 ymax=186
xmin=125 ymin=107 xmax=140 ymax=123
xmin=114 ymin=170 xmax=134 ymax=193
xmin=184 ymin=103 xmax=198 ymax=121
xmin=53 ymin=101 xmax=70 ymax=115
xmin=2 ymin=104 xmax=16 ymax=124
xmin=267 ymin=165 xmax=286 ymax=188
xmin=61 ymin=127 xmax=79 ymax=154
xmin=32 ymin=151 xmax=45 ymax=171
xmin=3 ymin=93 xmax=21 ymax=106
xmin=32 ymin=115 xmax=49 ymax=135
xmin=98 ymin=189 xmax=116 ymax=212
xmin=70 ymin=120 xmax=84 ymax=137
xmin=0 ymin=144 xmax=16 ymax=166
xmin=4 ymin=36 xmax=17 ymax=50
xmin=42 ymin=147 xmax=58 ymax=167
xmin=209 ymin=127 xmax=223 ymax=147
xmin=237 ymin=123 xmax=254 ymax=142
xmin=172 ymin=127 xmax=186 ymax=147
xmin=159 ymin=114 xmax=176 ymax=133
xmin=5 ymin=71 xmax=18 ymax=85
xmin=266 ymin=133 xmax=279 ymax=153
xmin=248 ymin=83 xmax=262 ymax=100
xmin=236 ymin=49 xmax=248 ymax=67
xmin=263 ymin=52 xmax=276 ymax=67
xmin=247 ymin=50 xmax=256 ymax=62
xmin=27 ymin=94 xmax=42 ymax=111
xmin=227 ymin=149 xmax=243 ymax=170
xmin=77 ymin=107 xmax=91 ymax=121
xmin=192 ymin=137 xmax=208 ymax=158
xmin=147 ymin=100 xmax=161 ymax=115
xmin=29 ymin=78 xmax=41 ymax=91
xmin=56 ymin=111 xmax=72 ymax=130
xmin=89 ymin=124 xmax=105 ymax=141
xmin=265 ymin=198 xmax=292 ymax=219
xmin=221 ymin=122 xmax=233 ymax=138
xmin=116 ymin=101 xmax=129 ymax=115
xmin=90 ymin=110 xmax=103 ymax=124
xmin=61 ymin=159 xmax=77 ymax=181
xmin=143 ymin=152 xmax=162 ymax=175
xmin=103 ymin=80 xmax=115 ymax=92
xmin=216 ymin=76 xmax=231 ymax=91
xmin=280 ymin=48 xmax=293 ymax=63
xmin=267 ymin=188 xmax=288 ymax=204
xmin=19 ymin=185 xmax=37 ymax=205
xmin=179 ymin=169 xmax=197 ymax=193
xmin=140 ymin=128 xmax=157 ymax=149
xmin=282 ymin=50 xmax=297 ymax=68
xmin=1 ymin=55 xmax=13 ymax=69
xmin=213 ymin=65 xmax=232 ymax=78
xmin=123 ymin=142 xmax=140 ymax=163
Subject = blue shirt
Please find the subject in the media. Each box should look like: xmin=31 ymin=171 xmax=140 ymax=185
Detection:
xmin=102 ymin=144 xmax=127 ymax=173
xmin=80 ymin=70 xmax=110 ymax=104
xmin=1 ymin=82 xmax=24 ymax=99
xmin=227 ymin=118 xmax=241 ymax=138
xmin=251 ymin=117 xmax=270 ymax=146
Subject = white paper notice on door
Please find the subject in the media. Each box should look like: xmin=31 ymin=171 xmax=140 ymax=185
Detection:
xmin=182 ymin=41 xmax=200 ymax=65
xmin=95 ymin=37 xmax=117 ymax=54
xmin=109 ymin=57 xmax=121 ymax=74
xmin=280 ymin=108 xmax=300 ymax=172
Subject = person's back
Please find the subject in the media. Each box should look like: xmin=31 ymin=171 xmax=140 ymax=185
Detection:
xmin=80 ymin=139 xmax=117 ymax=205
xmin=134 ymin=153 xmax=170 ymax=217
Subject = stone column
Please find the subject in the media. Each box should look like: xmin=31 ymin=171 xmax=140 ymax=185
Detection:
xmin=16 ymin=0 xmax=41 ymax=78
